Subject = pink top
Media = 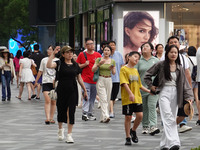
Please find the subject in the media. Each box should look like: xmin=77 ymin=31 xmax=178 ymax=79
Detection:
xmin=13 ymin=56 xmax=23 ymax=72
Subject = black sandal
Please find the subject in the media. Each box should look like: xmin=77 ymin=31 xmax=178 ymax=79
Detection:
xmin=16 ymin=96 xmax=21 ymax=100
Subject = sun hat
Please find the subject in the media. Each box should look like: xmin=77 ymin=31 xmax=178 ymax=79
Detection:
xmin=184 ymin=102 xmax=194 ymax=121
xmin=61 ymin=46 xmax=74 ymax=54
xmin=1 ymin=49 xmax=9 ymax=53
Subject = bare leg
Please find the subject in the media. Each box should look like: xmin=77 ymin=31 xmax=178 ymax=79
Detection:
xmin=30 ymin=83 xmax=36 ymax=95
xmin=110 ymin=100 xmax=115 ymax=114
xmin=26 ymin=83 xmax=32 ymax=99
xmin=16 ymin=72 xmax=19 ymax=88
xmin=18 ymin=82 xmax=24 ymax=98
xmin=50 ymin=100 xmax=56 ymax=120
xmin=67 ymin=108 xmax=73 ymax=134
xmin=124 ymin=115 xmax=132 ymax=137
xmin=132 ymin=112 xmax=143 ymax=131
xmin=43 ymin=91 xmax=51 ymax=121
xmin=58 ymin=122 xmax=63 ymax=129
xmin=176 ymin=116 xmax=185 ymax=124
xmin=36 ymin=84 xmax=41 ymax=98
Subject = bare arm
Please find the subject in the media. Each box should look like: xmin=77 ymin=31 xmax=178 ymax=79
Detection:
xmin=34 ymin=71 xmax=43 ymax=87
xmin=78 ymin=61 xmax=89 ymax=69
xmin=47 ymin=51 xmax=57 ymax=69
xmin=19 ymin=63 xmax=23 ymax=77
xmin=140 ymin=85 xmax=151 ymax=94
xmin=122 ymin=83 xmax=135 ymax=102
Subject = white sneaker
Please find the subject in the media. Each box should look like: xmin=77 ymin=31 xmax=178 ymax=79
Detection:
xmin=66 ymin=133 xmax=74 ymax=143
xmin=88 ymin=115 xmax=96 ymax=121
xmin=178 ymin=125 xmax=192 ymax=133
xmin=149 ymin=127 xmax=160 ymax=136
xmin=131 ymin=116 xmax=136 ymax=123
xmin=58 ymin=128 xmax=64 ymax=141
xmin=142 ymin=127 xmax=149 ymax=134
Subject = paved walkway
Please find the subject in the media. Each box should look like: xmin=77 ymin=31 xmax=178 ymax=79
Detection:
xmin=0 ymin=82 xmax=200 ymax=150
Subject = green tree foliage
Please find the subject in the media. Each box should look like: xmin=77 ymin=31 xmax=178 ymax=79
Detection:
xmin=0 ymin=0 xmax=37 ymax=50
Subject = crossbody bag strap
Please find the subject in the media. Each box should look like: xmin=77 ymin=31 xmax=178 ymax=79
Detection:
xmin=180 ymin=54 xmax=185 ymax=69
xmin=188 ymin=57 xmax=194 ymax=66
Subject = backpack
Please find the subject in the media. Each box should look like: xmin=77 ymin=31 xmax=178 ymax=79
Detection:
xmin=188 ymin=57 xmax=197 ymax=81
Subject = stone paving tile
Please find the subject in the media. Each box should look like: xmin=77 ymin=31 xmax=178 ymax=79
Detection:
xmin=0 ymin=83 xmax=200 ymax=150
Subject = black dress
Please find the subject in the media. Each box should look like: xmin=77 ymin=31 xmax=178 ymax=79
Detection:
xmin=56 ymin=60 xmax=81 ymax=124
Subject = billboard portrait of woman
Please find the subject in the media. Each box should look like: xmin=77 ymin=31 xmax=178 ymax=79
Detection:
xmin=123 ymin=11 xmax=159 ymax=57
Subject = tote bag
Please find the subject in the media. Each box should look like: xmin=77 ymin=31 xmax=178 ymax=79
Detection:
xmin=93 ymin=58 xmax=101 ymax=82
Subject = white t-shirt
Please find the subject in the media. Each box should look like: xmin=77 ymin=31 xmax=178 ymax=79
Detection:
xmin=39 ymin=57 xmax=59 ymax=84
xmin=187 ymin=56 xmax=197 ymax=74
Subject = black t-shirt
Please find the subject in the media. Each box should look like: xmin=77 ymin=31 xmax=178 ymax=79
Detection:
xmin=30 ymin=52 xmax=45 ymax=72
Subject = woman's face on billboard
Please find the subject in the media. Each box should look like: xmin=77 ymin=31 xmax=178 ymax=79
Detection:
xmin=125 ymin=19 xmax=152 ymax=49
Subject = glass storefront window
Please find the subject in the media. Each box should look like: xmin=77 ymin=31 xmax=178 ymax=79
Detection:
xmin=166 ymin=2 xmax=200 ymax=48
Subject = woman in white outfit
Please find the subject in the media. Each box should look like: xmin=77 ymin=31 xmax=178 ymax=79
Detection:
xmin=92 ymin=45 xmax=116 ymax=123
xmin=144 ymin=45 xmax=193 ymax=150
xmin=17 ymin=51 xmax=36 ymax=100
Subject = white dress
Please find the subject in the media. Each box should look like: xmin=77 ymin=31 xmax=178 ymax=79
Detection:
xmin=19 ymin=58 xmax=35 ymax=83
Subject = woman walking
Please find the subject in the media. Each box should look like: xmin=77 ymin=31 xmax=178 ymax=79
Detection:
xmin=135 ymin=42 xmax=160 ymax=135
xmin=0 ymin=49 xmax=15 ymax=101
xmin=13 ymin=50 xmax=23 ymax=88
xmin=34 ymin=45 xmax=59 ymax=124
xmin=144 ymin=45 xmax=193 ymax=150
xmin=16 ymin=51 xmax=36 ymax=100
xmin=47 ymin=45 xmax=87 ymax=143
xmin=92 ymin=45 xmax=116 ymax=123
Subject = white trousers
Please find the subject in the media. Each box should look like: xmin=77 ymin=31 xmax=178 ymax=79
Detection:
xmin=159 ymin=86 xmax=180 ymax=149
xmin=96 ymin=76 xmax=112 ymax=121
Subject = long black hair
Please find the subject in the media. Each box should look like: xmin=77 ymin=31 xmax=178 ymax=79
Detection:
xmin=164 ymin=45 xmax=180 ymax=81
xmin=16 ymin=50 xmax=22 ymax=59
xmin=2 ymin=52 xmax=10 ymax=64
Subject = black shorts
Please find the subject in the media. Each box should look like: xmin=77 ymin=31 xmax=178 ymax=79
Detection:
xmin=122 ymin=103 xmax=143 ymax=115
xmin=42 ymin=83 xmax=54 ymax=92
xmin=177 ymin=100 xmax=188 ymax=117
xmin=111 ymin=83 xmax=120 ymax=101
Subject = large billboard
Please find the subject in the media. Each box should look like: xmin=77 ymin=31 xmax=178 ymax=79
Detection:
xmin=123 ymin=11 xmax=159 ymax=57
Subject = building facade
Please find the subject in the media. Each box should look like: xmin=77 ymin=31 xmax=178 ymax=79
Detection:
xmin=56 ymin=0 xmax=200 ymax=54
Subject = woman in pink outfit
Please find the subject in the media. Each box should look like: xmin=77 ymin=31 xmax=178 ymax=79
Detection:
xmin=13 ymin=50 xmax=23 ymax=88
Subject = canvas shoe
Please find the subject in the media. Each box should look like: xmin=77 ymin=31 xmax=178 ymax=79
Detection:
xmin=82 ymin=114 xmax=89 ymax=121
xmin=109 ymin=113 xmax=115 ymax=118
xmin=66 ymin=133 xmax=74 ymax=143
xmin=142 ymin=127 xmax=149 ymax=134
xmin=178 ymin=125 xmax=192 ymax=133
xmin=125 ymin=137 xmax=132 ymax=145
xmin=58 ymin=128 xmax=64 ymax=141
xmin=130 ymin=129 xmax=138 ymax=143
xmin=149 ymin=127 xmax=160 ymax=136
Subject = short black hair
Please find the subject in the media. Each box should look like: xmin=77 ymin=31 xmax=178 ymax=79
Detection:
xmin=167 ymin=36 xmax=179 ymax=44
xmin=23 ymin=51 xmax=30 ymax=58
xmin=188 ymin=46 xmax=196 ymax=56
xmin=34 ymin=44 xmax=39 ymax=50
xmin=85 ymin=37 xmax=93 ymax=43
xmin=141 ymin=42 xmax=154 ymax=51
xmin=129 ymin=51 xmax=141 ymax=58
xmin=109 ymin=40 xmax=116 ymax=45
xmin=100 ymin=41 xmax=109 ymax=48
xmin=155 ymin=44 xmax=164 ymax=50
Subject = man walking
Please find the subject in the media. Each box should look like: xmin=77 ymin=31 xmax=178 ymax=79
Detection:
xmin=30 ymin=44 xmax=45 ymax=99
xmin=77 ymin=38 xmax=101 ymax=121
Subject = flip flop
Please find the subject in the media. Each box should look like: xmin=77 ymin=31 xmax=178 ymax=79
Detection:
xmin=15 ymin=96 xmax=21 ymax=100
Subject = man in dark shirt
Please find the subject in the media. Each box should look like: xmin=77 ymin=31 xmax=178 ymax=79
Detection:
xmin=30 ymin=44 xmax=45 ymax=99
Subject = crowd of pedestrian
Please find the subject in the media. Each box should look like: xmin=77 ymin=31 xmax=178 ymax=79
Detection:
xmin=1 ymin=34 xmax=200 ymax=150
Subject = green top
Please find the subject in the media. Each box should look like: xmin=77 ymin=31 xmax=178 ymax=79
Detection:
xmin=135 ymin=56 xmax=159 ymax=96
xmin=95 ymin=58 xmax=116 ymax=76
